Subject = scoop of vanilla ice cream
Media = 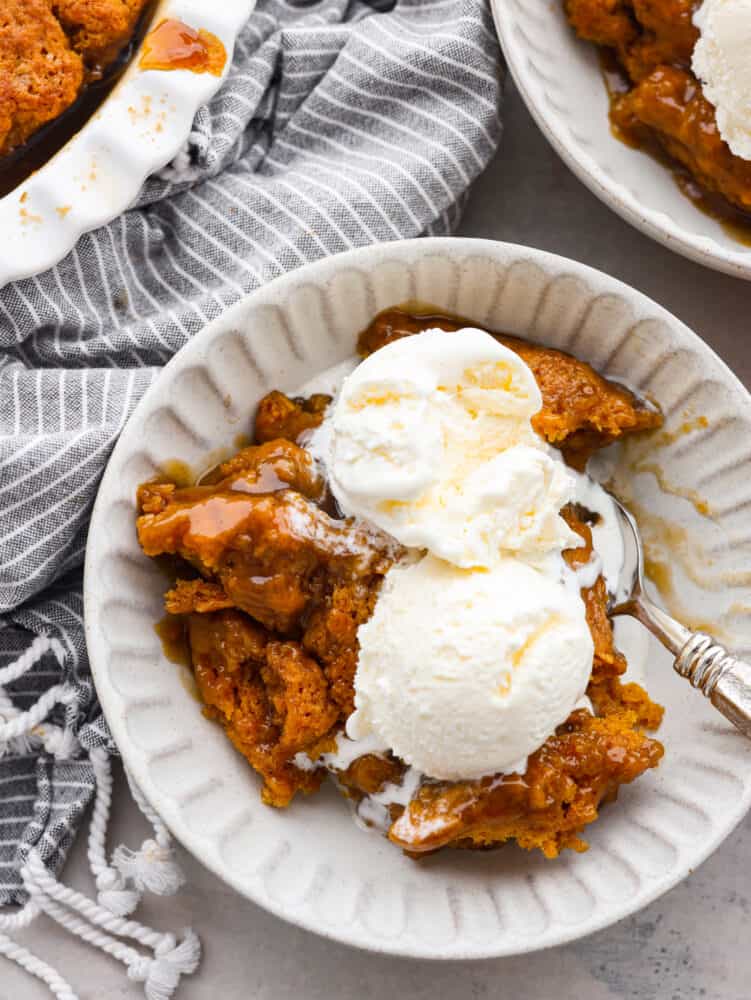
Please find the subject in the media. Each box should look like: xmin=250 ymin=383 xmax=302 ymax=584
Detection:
xmin=460 ymin=443 xmax=581 ymax=565
xmin=693 ymin=0 xmax=751 ymax=161
xmin=317 ymin=328 xmax=580 ymax=569
xmin=347 ymin=554 xmax=594 ymax=780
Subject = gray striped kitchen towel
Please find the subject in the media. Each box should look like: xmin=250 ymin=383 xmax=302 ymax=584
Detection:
xmin=0 ymin=0 xmax=501 ymax=914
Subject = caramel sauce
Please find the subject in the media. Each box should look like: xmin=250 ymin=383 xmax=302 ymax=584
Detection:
xmin=617 ymin=416 xmax=712 ymax=517
xmin=674 ymin=173 xmax=751 ymax=248
xmin=198 ymin=458 xmax=302 ymax=495
xmin=0 ymin=0 xmax=158 ymax=200
xmin=140 ymin=19 xmax=226 ymax=76
xmin=161 ymin=447 xmax=240 ymax=490
xmin=160 ymin=459 xmax=195 ymax=488
xmin=233 ymin=433 xmax=252 ymax=451
xmin=157 ymin=492 xmax=259 ymax=543
xmin=225 ymin=466 xmax=291 ymax=494
xmin=155 ymin=614 xmax=190 ymax=666
xmin=598 ymin=51 xmax=751 ymax=248
xmin=179 ymin=666 xmax=201 ymax=702
xmin=155 ymin=615 xmax=201 ymax=702
xmin=155 ymin=441 xmax=321 ymax=518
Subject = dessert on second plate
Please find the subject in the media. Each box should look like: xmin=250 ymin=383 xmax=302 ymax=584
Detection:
xmin=564 ymin=0 xmax=751 ymax=228
xmin=136 ymin=307 xmax=665 ymax=859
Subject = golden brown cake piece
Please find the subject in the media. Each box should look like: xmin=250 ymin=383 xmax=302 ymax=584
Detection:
xmin=565 ymin=0 xmax=697 ymax=80
xmin=564 ymin=0 xmax=639 ymax=61
xmin=138 ymin=435 xmax=398 ymax=806
xmin=628 ymin=0 xmax=698 ymax=76
xmin=499 ymin=332 xmax=661 ymax=467
xmin=0 ymin=0 xmax=150 ymax=156
xmin=389 ymin=710 xmax=663 ymax=857
xmin=54 ymin=0 xmax=150 ymax=74
xmin=612 ymin=67 xmax=751 ymax=212
xmin=302 ymin=578 xmax=382 ymax=718
xmin=564 ymin=506 xmax=664 ymax=730
xmin=165 ymin=579 xmax=235 ymax=615
xmin=198 ymin=439 xmax=325 ymax=497
xmin=254 ymin=391 xmax=331 ymax=445
xmin=0 ymin=0 xmax=84 ymax=156
xmin=137 ymin=487 xmax=394 ymax=634
xmin=188 ymin=610 xmax=337 ymax=806
xmin=136 ymin=438 xmax=395 ymax=633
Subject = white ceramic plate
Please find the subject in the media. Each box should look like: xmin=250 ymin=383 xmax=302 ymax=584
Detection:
xmin=492 ymin=0 xmax=751 ymax=280
xmin=0 ymin=0 xmax=253 ymax=290
xmin=85 ymin=239 xmax=751 ymax=958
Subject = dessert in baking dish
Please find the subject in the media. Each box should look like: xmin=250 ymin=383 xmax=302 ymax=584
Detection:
xmin=0 ymin=0 xmax=151 ymax=158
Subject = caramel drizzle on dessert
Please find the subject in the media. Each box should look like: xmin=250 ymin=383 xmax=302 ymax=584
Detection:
xmin=568 ymin=0 xmax=751 ymax=248
xmin=599 ymin=51 xmax=751 ymax=248
xmin=139 ymin=19 xmax=226 ymax=76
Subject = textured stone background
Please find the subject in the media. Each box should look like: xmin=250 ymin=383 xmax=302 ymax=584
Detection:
xmin=5 ymin=80 xmax=750 ymax=1000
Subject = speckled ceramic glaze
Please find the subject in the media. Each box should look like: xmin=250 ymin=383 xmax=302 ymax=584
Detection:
xmin=491 ymin=0 xmax=751 ymax=280
xmin=0 ymin=0 xmax=252 ymax=289
xmin=85 ymin=239 xmax=751 ymax=958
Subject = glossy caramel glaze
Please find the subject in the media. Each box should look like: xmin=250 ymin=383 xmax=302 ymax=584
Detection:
xmin=154 ymin=613 xmax=191 ymax=667
xmin=143 ymin=307 xmax=664 ymax=854
xmin=564 ymin=0 xmax=751 ymax=235
xmin=139 ymin=19 xmax=226 ymax=76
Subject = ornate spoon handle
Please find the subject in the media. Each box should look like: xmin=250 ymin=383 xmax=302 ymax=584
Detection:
xmin=674 ymin=632 xmax=751 ymax=739
xmin=627 ymin=594 xmax=751 ymax=739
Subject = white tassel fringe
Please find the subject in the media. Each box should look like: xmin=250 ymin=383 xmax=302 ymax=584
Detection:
xmin=0 ymin=639 xmax=200 ymax=1000
xmin=112 ymin=841 xmax=186 ymax=897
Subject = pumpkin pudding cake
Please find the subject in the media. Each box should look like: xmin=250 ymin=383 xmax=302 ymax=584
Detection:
xmin=564 ymin=0 xmax=751 ymax=228
xmin=136 ymin=308 xmax=665 ymax=859
xmin=0 ymin=0 xmax=151 ymax=158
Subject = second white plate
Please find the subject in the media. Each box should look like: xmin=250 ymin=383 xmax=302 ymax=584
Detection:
xmin=492 ymin=0 xmax=751 ymax=279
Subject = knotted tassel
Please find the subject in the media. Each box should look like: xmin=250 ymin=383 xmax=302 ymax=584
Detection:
xmin=95 ymin=869 xmax=141 ymax=918
xmin=112 ymin=840 xmax=186 ymax=897
xmin=40 ymin=725 xmax=79 ymax=761
xmin=127 ymin=931 xmax=201 ymax=1000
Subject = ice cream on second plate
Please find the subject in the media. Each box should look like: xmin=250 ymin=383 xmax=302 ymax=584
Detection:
xmin=693 ymin=0 xmax=751 ymax=161
xmin=309 ymin=327 xmax=596 ymax=780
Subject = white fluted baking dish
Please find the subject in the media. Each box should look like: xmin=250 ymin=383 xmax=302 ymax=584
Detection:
xmin=85 ymin=238 xmax=751 ymax=957
xmin=0 ymin=0 xmax=252 ymax=289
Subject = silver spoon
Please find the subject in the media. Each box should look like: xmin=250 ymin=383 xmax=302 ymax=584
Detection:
xmin=608 ymin=494 xmax=751 ymax=738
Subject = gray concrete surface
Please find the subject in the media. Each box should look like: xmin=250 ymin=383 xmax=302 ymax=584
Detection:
xmin=5 ymin=80 xmax=751 ymax=999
